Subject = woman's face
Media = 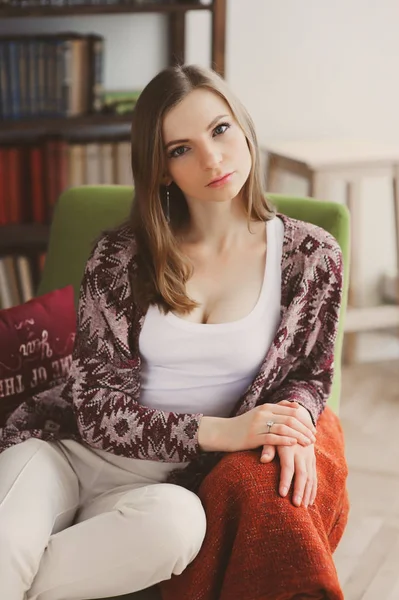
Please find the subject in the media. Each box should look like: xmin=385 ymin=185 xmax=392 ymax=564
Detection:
xmin=162 ymin=89 xmax=252 ymax=205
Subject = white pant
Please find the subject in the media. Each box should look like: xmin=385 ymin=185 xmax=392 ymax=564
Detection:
xmin=0 ymin=438 xmax=207 ymax=600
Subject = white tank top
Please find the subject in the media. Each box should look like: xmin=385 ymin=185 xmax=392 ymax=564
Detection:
xmin=139 ymin=216 xmax=284 ymax=418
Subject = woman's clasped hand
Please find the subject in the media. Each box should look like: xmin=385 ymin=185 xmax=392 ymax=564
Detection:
xmin=226 ymin=399 xmax=317 ymax=509
xmin=260 ymin=400 xmax=318 ymax=509
xmin=226 ymin=399 xmax=316 ymax=451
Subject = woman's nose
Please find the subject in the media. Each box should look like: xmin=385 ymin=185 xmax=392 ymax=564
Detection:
xmin=199 ymin=145 xmax=223 ymax=170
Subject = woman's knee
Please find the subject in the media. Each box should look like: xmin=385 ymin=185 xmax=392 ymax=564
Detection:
xmin=200 ymin=450 xmax=280 ymax=504
xmin=117 ymin=483 xmax=207 ymax=573
xmin=163 ymin=484 xmax=207 ymax=569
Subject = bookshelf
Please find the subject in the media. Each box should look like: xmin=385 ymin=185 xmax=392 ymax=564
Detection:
xmin=0 ymin=0 xmax=227 ymax=299
xmin=0 ymin=2 xmax=211 ymax=17
xmin=0 ymin=1 xmax=227 ymax=90
xmin=0 ymin=223 xmax=49 ymax=253
xmin=0 ymin=112 xmax=133 ymax=134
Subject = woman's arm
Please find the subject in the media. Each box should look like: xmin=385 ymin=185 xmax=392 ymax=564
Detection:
xmin=197 ymin=416 xmax=230 ymax=451
xmin=61 ymin=236 xmax=206 ymax=463
xmin=265 ymin=237 xmax=344 ymax=424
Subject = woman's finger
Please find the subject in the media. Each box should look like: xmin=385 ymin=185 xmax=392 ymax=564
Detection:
xmin=267 ymin=422 xmax=316 ymax=445
xmin=302 ymin=453 xmax=316 ymax=508
xmin=278 ymin=400 xmax=301 ymax=408
xmin=310 ymin=459 xmax=318 ymax=505
xmin=261 ymin=434 xmax=298 ymax=446
xmin=292 ymin=455 xmax=308 ymax=507
xmin=310 ymin=478 xmax=318 ymax=506
xmin=278 ymin=446 xmax=295 ymax=497
xmin=264 ymin=404 xmax=317 ymax=434
xmin=302 ymin=476 xmax=313 ymax=508
xmin=260 ymin=444 xmax=276 ymax=463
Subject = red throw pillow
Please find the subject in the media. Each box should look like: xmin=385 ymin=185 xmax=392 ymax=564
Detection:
xmin=0 ymin=285 xmax=76 ymax=425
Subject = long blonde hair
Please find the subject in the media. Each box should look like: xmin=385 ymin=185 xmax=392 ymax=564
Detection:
xmin=130 ymin=64 xmax=275 ymax=314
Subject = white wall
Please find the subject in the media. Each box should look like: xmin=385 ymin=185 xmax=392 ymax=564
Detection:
xmin=2 ymin=0 xmax=399 ymax=307
xmin=225 ymin=0 xmax=399 ymax=309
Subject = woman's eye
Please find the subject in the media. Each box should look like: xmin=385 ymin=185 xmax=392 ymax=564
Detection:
xmin=169 ymin=146 xmax=188 ymax=159
xmin=168 ymin=123 xmax=230 ymax=158
xmin=213 ymin=123 xmax=230 ymax=136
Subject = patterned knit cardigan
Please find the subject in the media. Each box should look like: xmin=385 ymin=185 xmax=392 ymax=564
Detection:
xmin=0 ymin=214 xmax=343 ymax=490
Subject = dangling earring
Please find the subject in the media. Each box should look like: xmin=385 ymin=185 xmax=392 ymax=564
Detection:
xmin=166 ymin=186 xmax=171 ymax=223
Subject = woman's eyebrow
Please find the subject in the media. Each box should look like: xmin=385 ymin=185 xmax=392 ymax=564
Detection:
xmin=164 ymin=114 xmax=230 ymax=149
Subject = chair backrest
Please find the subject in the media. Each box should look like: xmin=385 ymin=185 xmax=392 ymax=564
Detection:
xmin=38 ymin=185 xmax=349 ymax=414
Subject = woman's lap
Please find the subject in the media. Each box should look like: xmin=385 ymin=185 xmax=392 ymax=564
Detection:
xmin=0 ymin=438 xmax=206 ymax=600
xmin=158 ymin=406 xmax=349 ymax=600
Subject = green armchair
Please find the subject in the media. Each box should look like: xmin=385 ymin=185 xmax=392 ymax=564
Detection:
xmin=37 ymin=185 xmax=350 ymax=600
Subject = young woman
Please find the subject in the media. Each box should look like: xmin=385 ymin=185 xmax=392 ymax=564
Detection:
xmin=0 ymin=64 xmax=349 ymax=600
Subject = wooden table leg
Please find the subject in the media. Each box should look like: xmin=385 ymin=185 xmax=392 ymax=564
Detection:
xmin=267 ymin=153 xmax=284 ymax=192
xmin=393 ymin=165 xmax=399 ymax=304
xmin=344 ymin=179 xmax=362 ymax=364
xmin=309 ymin=171 xmax=330 ymax=200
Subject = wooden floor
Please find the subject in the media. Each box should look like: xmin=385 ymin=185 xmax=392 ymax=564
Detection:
xmin=334 ymin=359 xmax=399 ymax=599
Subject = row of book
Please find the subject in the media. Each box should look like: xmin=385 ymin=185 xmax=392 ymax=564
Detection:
xmin=0 ymin=254 xmax=37 ymax=309
xmin=0 ymin=33 xmax=104 ymax=120
xmin=0 ymin=137 xmax=133 ymax=226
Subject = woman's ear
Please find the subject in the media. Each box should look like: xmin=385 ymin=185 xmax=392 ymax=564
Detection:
xmin=161 ymin=173 xmax=173 ymax=187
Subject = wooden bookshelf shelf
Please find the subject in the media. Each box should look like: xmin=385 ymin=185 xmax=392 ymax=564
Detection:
xmin=0 ymin=223 xmax=50 ymax=254
xmin=0 ymin=1 xmax=211 ymax=19
xmin=0 ymin=0 xmax=226 ymax=272
xmin=0 ymin=113 xmax=133 ymax=135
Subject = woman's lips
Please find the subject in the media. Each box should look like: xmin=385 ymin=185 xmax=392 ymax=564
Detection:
xmin=207 ymin=172 xmax=234 ymax=188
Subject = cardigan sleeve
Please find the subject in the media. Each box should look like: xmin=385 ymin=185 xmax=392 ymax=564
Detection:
xmin=267 ymin=238 xmax=344 ymax=425
xmin=61 ymin=238 xmax=204 ymax=463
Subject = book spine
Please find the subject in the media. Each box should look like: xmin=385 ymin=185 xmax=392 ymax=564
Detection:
xmin=8 ymin=41 xmax=21 ymax=119
xmin=57 ymin=139 xmax=69 ymax=194
xmin=37 ymin=40 xmax=46 ymax=117
xmin=28 ymin=40 xmax=39 ymax=117
xmin=70 ymin=38 xmax=88 ymax=116
xmin=85 ymin=142 xmax=101 ymax=184
xmin=43 ymin=40 xmax=52 ymax=116
xmin=18 ymin=41 xmax=29 ymax=119
xmin=6 ymin=147 xmax=23 ymax=224
xmin=116 ymin=140 xmax=133 ymax=186
xmin=15 ymin=256 xmax=34 ymax=303
xmin=3 ymin=256 xmax=22 ymax=307
xmin=44 ymin=138 xmax=58 ymax=220
xmin=100 ymin=142 xmax=114 ymax=184
xmin=0 ymin=147 xmax=6 ymax=225
xmin=62 ymin=39 xmax=73 ymax=117
xmin=68 ymin=144 xmax=86 ymax=186
xmin=55 ymin=40 xmax=64 ymax=117
xmin=30 ymin=143 xmax=46 ymax=224
xmin=0 ymin=258 xmax=14 ymax=309
xmin=89 ymin=35 xmax=104 ymax=113
xmin=0 ymin=42 xmax=11 ymax=120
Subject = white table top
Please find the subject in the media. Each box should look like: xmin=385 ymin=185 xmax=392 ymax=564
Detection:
xmin=263 ymin=139 xmax=399 ymax=168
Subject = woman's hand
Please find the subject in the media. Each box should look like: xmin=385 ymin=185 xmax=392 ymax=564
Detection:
xmin=275 ymin=443 xmax=317 ymax=508
xmin=223 ymin=400 xmax=316 ymax=453
xmin=260 ymin=401 xmax=317 ymax=508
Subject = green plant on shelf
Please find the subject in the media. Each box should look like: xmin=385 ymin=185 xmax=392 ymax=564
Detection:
xmin=101 ymin=90 xmax=142 ymax=115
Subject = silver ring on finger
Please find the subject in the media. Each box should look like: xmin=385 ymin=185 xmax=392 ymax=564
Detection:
xmin=266 ymin=420 xmax=274 ymax=434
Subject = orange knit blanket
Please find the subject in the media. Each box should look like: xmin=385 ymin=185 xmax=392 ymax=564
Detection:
xmin=159 ymin=406 xmax=349 ymax=600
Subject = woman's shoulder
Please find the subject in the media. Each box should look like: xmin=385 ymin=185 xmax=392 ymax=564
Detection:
xmin=277 ymin=214 xmax=344 ymax=302
xmin=88 ymin=221 xmax=138 ymax=270
xmin=84 ymin=222 xmax=138 ymax=296
xmin=277 ymin=213 xmax=342 ymax=265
